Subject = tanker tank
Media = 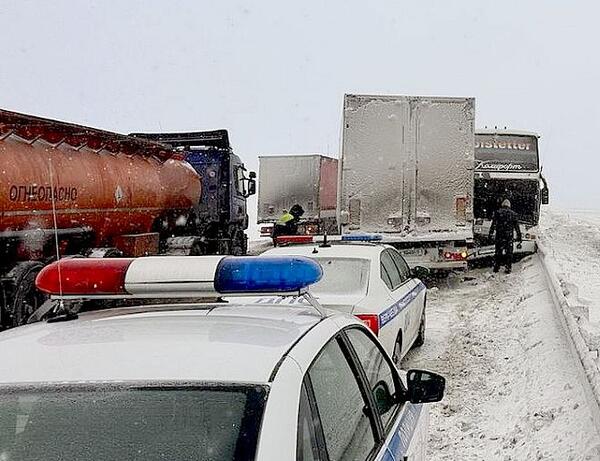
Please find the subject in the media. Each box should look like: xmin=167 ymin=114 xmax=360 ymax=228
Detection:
xmin=0 ymin=108 xmax=202 ymax=329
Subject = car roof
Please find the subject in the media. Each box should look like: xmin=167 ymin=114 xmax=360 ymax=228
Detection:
xmin=263 ymin=243 xmax=385 ymax=259
xmin=0 ymin=302 xmax=324 ymax=386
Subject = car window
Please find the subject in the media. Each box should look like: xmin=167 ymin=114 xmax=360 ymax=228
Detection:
xmin=309 ymin=258 xmax=370 ymax=297
xmin=381 ymin=250 xmax=402 ymax=290
xmin=297 ymin=383 xmax=323 ymax=461
xmin=389 ymin=249 xmax=411 ymax=283
xmin=345 ymin=328 xmax=402 ymax=428
xmin=380 ymin=261 xmax=393 ymax=290
xmin=307 ymin=337 xmax=376 ymax=461
xmin=235 ymin=166 xmax=248 ymax=196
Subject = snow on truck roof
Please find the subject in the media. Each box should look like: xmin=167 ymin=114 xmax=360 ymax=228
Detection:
xmin=259 ymin=153 xmax=338 ymax=160
xmin=0 ymin=304 xmax=322 ymax=385
xmin=344 ymin=93 xmax=474 ymax=103
xmin=0 ymin=108 xmax=176 ymax=161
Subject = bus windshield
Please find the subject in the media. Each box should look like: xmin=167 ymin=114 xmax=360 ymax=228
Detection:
xmin=475 ymin=134 xmax=539 ymax=172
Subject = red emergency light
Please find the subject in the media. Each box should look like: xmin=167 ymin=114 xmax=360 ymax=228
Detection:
xmin=276 ymin=235 xmax=314 ymax=245
xmin=36 ymin=258 xmax=134 ymax=295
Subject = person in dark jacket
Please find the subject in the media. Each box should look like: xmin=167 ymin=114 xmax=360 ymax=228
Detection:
xmin=489 ymin=199 xmax=522 ymax=273
xmin=272 ymin=204 xmax=305 ymax=245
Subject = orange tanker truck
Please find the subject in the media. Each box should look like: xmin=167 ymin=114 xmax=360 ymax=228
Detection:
xmin=0 ymin=109 xmax=255 ymax=329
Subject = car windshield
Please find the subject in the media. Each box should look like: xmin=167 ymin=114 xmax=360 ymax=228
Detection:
xmin=0 ymin=383 xmax=267 ymax=461
xmin=309 ymin=257 xmax=370 ymax=297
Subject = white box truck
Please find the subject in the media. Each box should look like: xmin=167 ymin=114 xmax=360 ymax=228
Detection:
xmin=339 ymin=94 xmax=475 ymax=271
xmin=257 ymin=154 xmax=338 ymax=237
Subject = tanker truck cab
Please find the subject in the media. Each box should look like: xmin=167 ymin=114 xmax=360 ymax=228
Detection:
xmin=129 ymin=130 xmax=256 ymax=256
xmin=472 ymin=130 xmax=549 ymax=260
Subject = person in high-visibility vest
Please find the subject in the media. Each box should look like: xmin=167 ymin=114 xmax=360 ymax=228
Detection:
xmin=272 ymin=204 xmax=305 ymax=245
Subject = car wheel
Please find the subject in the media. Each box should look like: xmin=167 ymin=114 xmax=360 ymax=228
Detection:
xmin=392 ymin=331 xmax=403 ymax=366
xmin=413 ymin=311 xmax=426 ymax=348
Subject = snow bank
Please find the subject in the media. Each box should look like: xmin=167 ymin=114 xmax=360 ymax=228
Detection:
xmin=538 ymin=209 xmax=600 ymax=416
xmin=404 ymin=257 xmax=600 ymax=459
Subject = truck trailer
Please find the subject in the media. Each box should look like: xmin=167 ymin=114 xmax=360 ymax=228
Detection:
xmin=0 ymin=108 xmax=255 ymax=329
xmin=339 ymin=94 xmax=475 ymax=271
xmin=257 ymin=154 xmax=338 ymax=237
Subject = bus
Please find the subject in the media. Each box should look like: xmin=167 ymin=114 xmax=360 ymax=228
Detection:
xmin=471 ymin=130 xmax=549 ymax=259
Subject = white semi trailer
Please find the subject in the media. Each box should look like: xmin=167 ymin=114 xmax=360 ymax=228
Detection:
xmin=257 ymin=154 xmax=338 ymax=237
xmin=338 ymin=94 xmax=475 ymax=271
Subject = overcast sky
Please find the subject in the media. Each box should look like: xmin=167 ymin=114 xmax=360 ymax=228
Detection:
xmin=1 ymin=0 xmax=598 ymax=219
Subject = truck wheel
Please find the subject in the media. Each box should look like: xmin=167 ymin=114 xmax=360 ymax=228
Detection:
xmin=190 ymin=239 xmax=207 ymax=256
xmin=413 ymin=311 xmax=426 ymax=348
xmin=231 ymin=230 xmax=247 ymax=256
xmin=87 ymin=247 xmax=123 ymax=258
xmin=8 ymin=262 xmax=47 ymax=328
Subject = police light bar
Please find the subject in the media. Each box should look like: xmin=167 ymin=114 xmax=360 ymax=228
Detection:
xmin=276 ymin=233 xmax=384 ymax=246
xmin=35 ymin=256 xmax=323 ymax=299
xmin=340 ymin=233 xmax=383 ymax=242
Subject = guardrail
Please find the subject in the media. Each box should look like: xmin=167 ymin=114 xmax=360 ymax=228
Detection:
xmin=537 ymin=242 xmax=600 ymax=427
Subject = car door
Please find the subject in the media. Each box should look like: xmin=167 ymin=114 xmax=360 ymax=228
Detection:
xmin=388 ymin=249 xmax=424 ymax=349
xmin=379 ymin=249 xmax=414 ymax=360
xmin=295 ymin=327 xmax=428 ymax=461
xmin=343 ymin=327 xmax=429 ymax=461
xmin=296 ymin=334 xmax=380 ymax=461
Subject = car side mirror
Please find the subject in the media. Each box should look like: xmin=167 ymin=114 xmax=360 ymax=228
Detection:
xmin=406 ymin=369 xmax=445 ymax=404
xmin=541 ymin=188 xmax=549 ymax=205
xmin=411 ymin=266 xmax=430 ymax=280
xmin=373 ymin=380 xmax=395 ymax=415
xmin=246 ymin=178 xmax=257 ymax=197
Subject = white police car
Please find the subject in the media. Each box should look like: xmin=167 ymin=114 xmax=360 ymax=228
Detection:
xmin=0 ymin=255 xmax=444 ymax=461
xmin=263 ymin=234 xmax=428 ymax=363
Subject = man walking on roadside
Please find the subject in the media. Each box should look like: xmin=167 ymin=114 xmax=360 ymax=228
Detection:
xmin=489 ymin=199 xmax=522 ymax=274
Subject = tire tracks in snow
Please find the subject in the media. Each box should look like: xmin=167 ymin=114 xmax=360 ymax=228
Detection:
xmin=404 ymin=256 xmax=600 ymax=460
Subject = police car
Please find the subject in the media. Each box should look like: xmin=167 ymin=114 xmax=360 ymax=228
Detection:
xmin=0 ymin=255 xmax=444 ymax=461
xmin=262 ymin=234 xmax=428 ymax=363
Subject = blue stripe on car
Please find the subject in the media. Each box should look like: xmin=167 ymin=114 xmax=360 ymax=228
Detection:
xmin=380 ymin=403 xmax=423 ymax=460
xmin=378 ymin=282 xmax=426 ymax=329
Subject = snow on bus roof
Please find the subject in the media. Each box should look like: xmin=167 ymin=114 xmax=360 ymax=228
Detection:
xmin=476 ymin=129 xmax=540 ymax=138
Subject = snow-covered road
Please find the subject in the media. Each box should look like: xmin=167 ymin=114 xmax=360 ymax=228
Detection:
xmin=404 ymin=255 xmax=600 ymax=460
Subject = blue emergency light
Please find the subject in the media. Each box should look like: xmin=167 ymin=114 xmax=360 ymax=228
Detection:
xmin=341 ymin=233 xmax=383 ymax=242
xmin=215 ymin=256 xmax=323 ymax=293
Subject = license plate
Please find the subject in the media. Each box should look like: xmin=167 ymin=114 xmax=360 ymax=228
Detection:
xmin=399 ymin=248 xmax=425 ymax=257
